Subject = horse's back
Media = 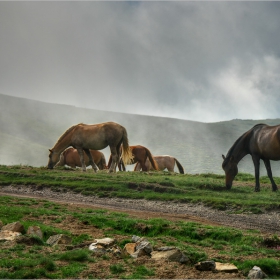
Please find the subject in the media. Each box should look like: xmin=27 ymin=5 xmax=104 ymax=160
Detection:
xmin=154 ymin=155 xmax=175 ymax=171
xmin=251 ymin=124 xmax=280 ymax=159
xmin=73 ymin=122 xmax=125 ymax=150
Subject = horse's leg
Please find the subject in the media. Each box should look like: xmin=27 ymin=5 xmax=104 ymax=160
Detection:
xmin=119 ymin=159 xmax=126 ymax=171
xmin=263 ymin=159 xmax=278 ymax=191
xmin=252 ymin=155 xmax=260 ymax=192
xmin=140 ymin=158 xmax=148 ymax=171
xmin=84 ymin=149 xmax=98 ymax=173
xmin=109 ymin=146 xmax=118 ymax=173
xmin=77 ymin=148 xmax=87 ymax=172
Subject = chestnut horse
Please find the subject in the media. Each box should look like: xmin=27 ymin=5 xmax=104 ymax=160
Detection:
xmin=134 ymin=155 xmax=184 ymax=174
xmin=55 ymin=147 xmax=107 ymax=170
xmin=222 ymin=123 xmax=280 ymax=192
xmin=108 ymin=145 xmax=158 ymax=171
xmin=48 ymin=122 xmax=133 ymax=172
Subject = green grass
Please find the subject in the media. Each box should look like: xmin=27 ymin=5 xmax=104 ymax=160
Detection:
xmin=1 ymin=165 xmax=280 ymax=213
xmin=1 ymin=165 xmax=280 ymax=278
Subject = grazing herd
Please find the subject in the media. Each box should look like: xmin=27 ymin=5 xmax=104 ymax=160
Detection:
xmin=48 ymin=121 xmax=184 ymax=174
xmin=48 ymin=121 xmax=280 ymax=191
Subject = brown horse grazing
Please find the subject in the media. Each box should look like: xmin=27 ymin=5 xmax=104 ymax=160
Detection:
xmin=107 ymin=145 xmax=159 ymax=171
xmin=48 ymin=122 xmax=133 ymax=173
xmin=55 ymin=147 xmax=107 ymax=170
xmin=222 ymin=123 xmax=280 ymax=192
xmin=134 ymin=155 xmax=184 ymax=174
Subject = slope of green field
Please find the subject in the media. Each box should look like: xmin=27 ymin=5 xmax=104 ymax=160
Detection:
xmin=1 ymin=93 xmax=280 ymax=175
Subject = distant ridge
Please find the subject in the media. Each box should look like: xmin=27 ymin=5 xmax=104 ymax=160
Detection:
xmin=1 ymin=93 xmax=280 ymax=176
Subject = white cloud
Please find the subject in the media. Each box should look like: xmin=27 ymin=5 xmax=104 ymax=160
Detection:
xmin=1 ymin=2 xmax=280 ymax=122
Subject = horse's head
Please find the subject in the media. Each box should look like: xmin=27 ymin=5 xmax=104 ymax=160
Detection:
xmin=222 ymin=155 xmax=238 ymax=190
xmin=48 ymin=149 xmax=60 ymax=169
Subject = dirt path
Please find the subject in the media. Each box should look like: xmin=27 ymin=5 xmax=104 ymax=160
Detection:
xmin=1 ymin=185 xmax=280 ymax=235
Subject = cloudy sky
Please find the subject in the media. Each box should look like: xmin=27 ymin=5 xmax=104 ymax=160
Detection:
xmin=1 ymin=1 xmax=280 ymax=122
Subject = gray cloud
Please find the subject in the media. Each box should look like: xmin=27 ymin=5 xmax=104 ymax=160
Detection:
xmin=1 ymin=1 xmax=280 ymax=122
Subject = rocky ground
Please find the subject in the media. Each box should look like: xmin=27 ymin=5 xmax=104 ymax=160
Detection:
xmin=1 ymin=184 xmax=280 ymax=279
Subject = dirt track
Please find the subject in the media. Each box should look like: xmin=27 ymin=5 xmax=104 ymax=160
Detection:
xmin=1 ymin=184 xmax=280 ymax=235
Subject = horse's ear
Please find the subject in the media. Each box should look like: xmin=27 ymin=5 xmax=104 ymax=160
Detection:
xmin=222 ymin=154 xmax=225 ymax=160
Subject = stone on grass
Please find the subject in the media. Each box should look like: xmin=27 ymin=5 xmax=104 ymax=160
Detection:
xmin=151 ymin=248 xmax=188 ymax=263
xmin=46 ymin=234 xmax=72 ymax=246
xmin=88 ymin=243 xmax=106 ymax=253
xmin=93 ymin=237 xmax=115 ymax=247
xmin=132 ymin=235 xmax=141 ymax=243
xmin=195 ymin=260 xmax=216 ymax=271
xmin=248 ymin=266 xmax=268 ymax=279
xmin=215 ymin=262 xmax=238 ymax=273
xmin=136 ymin=240 xmax=153 ymax=254
xmin=27 ymin=226 xmax=43 ymax=239
xmin=0 ymin=230 xmax=21 ymax=241
xmin=2 ymin=221 xmax=24 ymax=233
xmin=123 ymin=243 xmax=136 ymax=255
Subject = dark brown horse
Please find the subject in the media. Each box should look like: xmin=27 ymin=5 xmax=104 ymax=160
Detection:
xmin=55 ymin=147 xmax=107 ymax=170
xmin=134 ymin=155 xmax=184 ymax=174
xmin=108 ymin=145 xmax=159 ymax=171
xmin=222 ymin=123 xmax=280 ymax=192
xmin=48 ymin=122 xmax=133 ymax=172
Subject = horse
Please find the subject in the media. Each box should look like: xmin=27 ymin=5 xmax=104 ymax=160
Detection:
xmin=134 ymin=155 xmax=184 ymax=174
xmin=55 ymin=147 xmax=107 ymax=170
xmin=222 ymin=123 xmax=280 ymax=192
xmin=47 ymin=121 xmax=133 ymax=173
xmin=107 ymin=145 xmax=159 ymax=171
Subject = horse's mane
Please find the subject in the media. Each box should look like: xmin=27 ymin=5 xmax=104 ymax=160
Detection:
xmin=54 ymin=123 xmax=83 ymax=147
xmin=225 ymin=123 xmax=265 ymax=160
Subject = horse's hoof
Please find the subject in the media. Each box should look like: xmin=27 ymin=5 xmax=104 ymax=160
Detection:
xmin=254 ymin=189 xmax=260 ymax=192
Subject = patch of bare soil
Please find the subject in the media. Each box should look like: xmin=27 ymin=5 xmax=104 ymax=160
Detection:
xmin=1 ymin=184 xmax=280 ymax=279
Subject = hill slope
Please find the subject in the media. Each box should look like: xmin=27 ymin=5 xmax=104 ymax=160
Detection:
xmin=1 ymin=93 xmax=280 ymax=175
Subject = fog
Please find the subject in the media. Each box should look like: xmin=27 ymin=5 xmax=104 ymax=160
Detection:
xmin=1 ymin=2 xmax=280 ymax=122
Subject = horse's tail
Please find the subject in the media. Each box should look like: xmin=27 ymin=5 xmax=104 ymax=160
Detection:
xmin=121 ymin=128 xmax=134 ymax=166
xmin=145 ymin=148 xmax=159 ymax=170
xmin=174 ymin=158 xmax=184 ymax=174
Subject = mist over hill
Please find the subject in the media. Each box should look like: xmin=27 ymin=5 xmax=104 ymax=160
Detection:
xmin=1 ymin=93 xmax=280 ymax=176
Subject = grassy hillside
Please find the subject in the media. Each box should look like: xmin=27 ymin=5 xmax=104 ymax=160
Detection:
xmin=1 ymin=93 xmax=280 ymax=175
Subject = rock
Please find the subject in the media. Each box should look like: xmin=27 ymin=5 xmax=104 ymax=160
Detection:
xmin=151 ymin=248 xmax=188 ymax=263
xmin=2 ymin=221 xmax=24 ymax=233
xmin=0 ymin=230 xmax=21 ymax=241
xmin=27 ymin=226 xmax=43 ymax=239
xmin=131 ymin=247 xmax=148 ymax=258
xmin=108 ymin=245 xmax=122 ymax=255
xmin=128 ymin=239 xmax=153 ymax=258
xmin=136 ymin=240 xmax=153 ymax=254
xmin=88 ymin=243 xmax=106 ymax=253
xmin=123 ymin=243 xmax=136 ymax=255
xmin=215 ymin=262 xmax=238 ymax=273
xmin=132 ymin=235 xmax=141 ymax=243
xmin=16 ymin=235 xmax=44 ymax=245
xmin=46 ymin=234 xmax=72 ymax=246
xmin=248 ymin=266 xmax=268 ymax=279
xmin=195 ymin=260 xmax=216 ymax=271
xmin=157 ymin=246 xmax=176 ymax=251
xmin=93 ymin=237 xmax=115 ymax=247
